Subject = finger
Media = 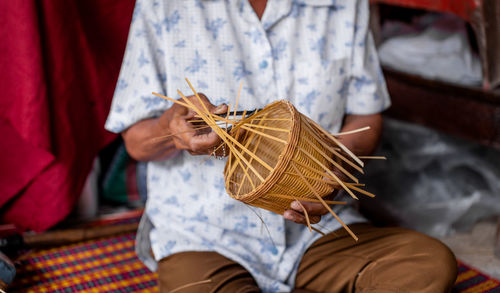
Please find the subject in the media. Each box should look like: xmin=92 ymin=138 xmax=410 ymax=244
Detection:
xmin=187 ymin=131 xmax=221 ymax=153
xmin=213 ymin=103 xmax=228 ymax=115
xmin=190 ymin=93 xmax=217 ymax=113
xmin=283 ymin=210 xmax=321 ymax=225
xmin=290 ymin=200 xmax=329 ymax=216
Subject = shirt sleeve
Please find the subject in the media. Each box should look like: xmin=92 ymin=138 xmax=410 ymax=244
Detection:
xmin=345 ymin=0 xmax=391 ymax=115
xmin=105 ymin=0 xmax=171 ymax=133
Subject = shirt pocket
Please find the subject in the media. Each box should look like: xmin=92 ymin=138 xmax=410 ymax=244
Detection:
xmin=289 ymin=56 xmax=349 ymax=129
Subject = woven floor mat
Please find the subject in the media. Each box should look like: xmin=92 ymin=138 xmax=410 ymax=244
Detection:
xmin=8 ymin=231 xmax=500 ymax=292
xmin=10 ymin=233 xmax=157 ymax=292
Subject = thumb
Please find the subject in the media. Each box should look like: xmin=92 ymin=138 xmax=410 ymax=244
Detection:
xmin=213 ymin=103 xmax=228 ymax=115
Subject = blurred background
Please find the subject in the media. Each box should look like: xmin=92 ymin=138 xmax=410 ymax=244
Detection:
xmin=0 ymin=0 xmax=499 ymax=291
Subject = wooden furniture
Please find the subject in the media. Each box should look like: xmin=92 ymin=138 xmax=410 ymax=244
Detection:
xmin=370 ymin=0 xmax=500 ymax=90
xmin=382 ymin=67 xmax=500 ymax=150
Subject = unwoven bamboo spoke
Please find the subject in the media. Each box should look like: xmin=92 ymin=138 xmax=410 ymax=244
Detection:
xmin=302 ymin=120 xmax=363 ymax=174
xmin=233 ymin=82 xmax=242 ymax=122
xmin=152 ymin=92 xmax=190 ymax=108
xmin=235 ymin=133 xmax=263 ymax=195
xmin=231 ymin=106 xmax=277 ymax=132
xmin=230 ymin=118 xmax=262 ymax=194
xmin=291 ymin=159 xmax=338 ymax=183
xmin=334 ymin=126 xmax=370 ymax=136
xmin=299 ymin=140 xmax=359 ymax=184
xmin=186 ymin=78 xmax=214 ymax=119
xmin=358 ymin=156 xmax=387 ymax=160
xmin=266 ymin=193 xmax=347 ymax=205
xmin=176 ymin=90 xmax=267 ymax=182
xmin=224 ymin=104 xmax=234 ymax=189
xmin=225 ymin=104 xmax=232 ymax=131
xmin=304 ymin=116 xmax=364 ymax=167
xmin=240 ymin=123 xmax=290 ymax=133
xmin=290 ymin=162 xmax=358 ymax=241
xmin=240 ymin=125 xmax=288 ymax=144
xmin=297 ymin=147 xmax=358 ymax=200
xmin=215 ymin=122 xmax=274 ymax=173
xmin=283 ymin=171 xmax=337 ymax=186
xmin=234 ymin=113 xmax=269 ymax=196
xmin=178 ymin=89 xmax=274 ymax=174
xmin=226 ymin=119 xmax=260 ymax=181
xmin=345 ymin=183 xmax=376 ymax=198
xmin=293 ymin=196 xmax=312 ymax=232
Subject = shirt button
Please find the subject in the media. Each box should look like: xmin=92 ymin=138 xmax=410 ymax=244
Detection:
xmin=259 ymin=60 xmax=268 ymax=69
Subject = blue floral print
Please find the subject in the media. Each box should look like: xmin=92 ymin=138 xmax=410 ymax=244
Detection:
xmin=105 ymin=0 xmax=390 ymax=291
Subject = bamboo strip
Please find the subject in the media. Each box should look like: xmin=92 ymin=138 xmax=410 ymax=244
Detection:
xmin=331 ymin=149 xmax=364 ymax=174
xmin=334 ymin=126 xmax=370 ymax=136
xmin=186 ymin=78 xmax=214 ymax=119
xmin=293 ymin=197 xmax=312 ymax=232
xmin=240 ymin=125 xmax=288 ymax=144
xmin=231 ymin=106 xmax=278 ymax=132
xmin=311 ymin=227 xmax=326 ymax=235
xmin=235 ymin=114 xmax=269 ymax=196
xmin=266 ymin=193 xmax=347 ymax=205
xmin=299 ymin=140 xmax=359 ymax=184
xmin=302 ymin=120 xmax=363 ymax=174
xmin=152 ymin=92 xmax=190 ymax=108
xmin=225 ymin=104 xmax=232 ymax=132
xmin=304 ymin=117 xmax=364 ymax=167
xmin=291 ymin=159 xmax=337 ymax=183
xmin=233 ymin=82 xmax=242 ymax=122
xmin=241 ymin=123 xmax=290 ymax=133
xmin=358 ymin=156 xmax=387 ymax=160
xmin=215 ymin=124 xmax=274 ymax=172
xmin=192 ymin=105 xmax=274 ymax=174
xmin=290 ymin=162 xmax=358 ymax=241
xmin=345 ymin=184 xmax=376 ymax=198
xmin=297 ymin=147 xmax=358 ymax=200
xmin=176 ymin=91 xmax=267 ymax=182
xmin=225 ymin=112 xmax=267 ymax=180
xmin=283 ymin=171 xmax=338 ymax=186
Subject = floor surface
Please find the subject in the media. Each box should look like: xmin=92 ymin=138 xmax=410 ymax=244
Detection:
xmin=439 ymin=219 xmax=500 ymax=280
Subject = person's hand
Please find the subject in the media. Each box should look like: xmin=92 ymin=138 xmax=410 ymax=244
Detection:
xmin=283 ymin=192 xmax=339 ymax=225
xmin=283 ymin=169 xmax=346 ymax=225
xmin=159 ymin=93 xmax=228 ymax=156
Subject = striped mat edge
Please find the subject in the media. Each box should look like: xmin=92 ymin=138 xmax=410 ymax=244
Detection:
xmin=8 ymin=231 xmax=500 ymax=292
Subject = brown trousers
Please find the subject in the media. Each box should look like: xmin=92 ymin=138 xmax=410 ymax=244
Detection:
xmin=158 ymin=224 xmax=458 ymax=293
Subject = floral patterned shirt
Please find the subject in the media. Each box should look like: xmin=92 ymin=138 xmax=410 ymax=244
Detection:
xmin=105 ymin=0 xmax=390 ymax=291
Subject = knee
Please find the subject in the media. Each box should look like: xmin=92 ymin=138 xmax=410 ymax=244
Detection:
xmin=403 ymin=231 xmax=458 ymax=285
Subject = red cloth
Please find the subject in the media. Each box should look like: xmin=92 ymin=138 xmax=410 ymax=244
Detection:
xmin=0 ymin=0 xmax=135 ymax=231
xmin=370 ymin=0 xmax=478 ymax=22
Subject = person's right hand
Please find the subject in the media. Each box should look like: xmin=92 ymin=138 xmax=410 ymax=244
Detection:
xmin=159 ymin=93 xmax=228 ymax=156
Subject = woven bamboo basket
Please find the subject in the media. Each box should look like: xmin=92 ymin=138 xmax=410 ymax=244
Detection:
xmin=225 ymin=100 xmax=340 ymax=213
xmin=153 ymin=79 xmax=382 ymax=240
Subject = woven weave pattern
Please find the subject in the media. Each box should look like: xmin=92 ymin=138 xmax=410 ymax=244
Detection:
xmin=10 ymin=233 xmax=157 ymax=292
xmin=225 ymin=101 xmax=338 ymax=215
xmin=7 ymin=228 xmax=500 ymax=292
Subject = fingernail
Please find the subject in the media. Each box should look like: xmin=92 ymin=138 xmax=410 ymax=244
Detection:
xmin=291 ymin=201 xmax=300 ymax=210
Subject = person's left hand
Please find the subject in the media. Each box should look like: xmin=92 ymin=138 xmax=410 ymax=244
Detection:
xmin=283 ymin=193 xmax=337 ymax=225
xmin=283 ymin=169 xmax=346 ymax=225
